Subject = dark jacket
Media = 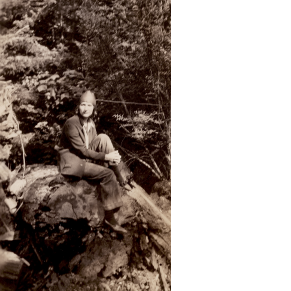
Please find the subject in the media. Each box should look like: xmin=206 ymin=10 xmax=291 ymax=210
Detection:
xmin=56 ymin=115 xmax=106 ymax=178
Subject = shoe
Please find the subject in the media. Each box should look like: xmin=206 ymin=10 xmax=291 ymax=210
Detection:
xmin=110 ymin=165 xmax=126 ymax=186
xmin=110 ymin=161 xmax=133 ymax=187
xmin=105 ymin=220 xmax=127 ymax=234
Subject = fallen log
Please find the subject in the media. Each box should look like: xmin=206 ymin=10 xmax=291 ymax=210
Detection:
xmin=125 ymin=181 xmax=171 ymax=259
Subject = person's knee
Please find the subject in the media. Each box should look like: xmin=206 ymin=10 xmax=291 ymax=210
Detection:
xmin=93 ymin=133 xmax=114 ymax=153
xmin=98 ymin=133 xmax=110 ymax=142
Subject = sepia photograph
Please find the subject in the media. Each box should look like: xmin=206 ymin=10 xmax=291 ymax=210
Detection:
xmin=0 ymin=0 xmax=171 ymax=290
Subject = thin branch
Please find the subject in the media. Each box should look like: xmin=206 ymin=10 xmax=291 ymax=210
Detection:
xmin=95 ymin=98 xmax=170 ymax=107
xmin=116 ymin=89 xmax=131 ymax=117
xmin=12 ymin=112 xmax=26 ymax=178
xmin=144 ymin=144 xmax=164 ymax=179
xmin=124 ymin=157 xmax=136 ymax=166
xmin=118 ymin=122 xmax=131 ymax=134
xmin=134 ymin=156 xmax=161 ymax=180
xmin=116 ymin=143 xmax=163 ymax=180
xmin=151 ymin=148 xmax=160 ymax=156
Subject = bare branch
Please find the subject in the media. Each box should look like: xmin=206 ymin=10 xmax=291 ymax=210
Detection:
xmin=116 ymin=143 xmax=163 ymax=180
xmin=11 ymin=112 xmax=26 ymax=178
xmin=144 ymin=144 xmax=164 ymax=179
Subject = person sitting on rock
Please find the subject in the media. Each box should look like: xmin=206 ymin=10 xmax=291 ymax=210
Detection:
xmin=56 ymin=90 xmax=128 ymax=234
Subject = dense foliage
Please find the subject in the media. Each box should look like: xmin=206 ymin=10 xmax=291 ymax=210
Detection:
xmin=0 ymin=0 xmax=171 ymax=190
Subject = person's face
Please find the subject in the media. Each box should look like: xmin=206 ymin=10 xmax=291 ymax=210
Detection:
xmin=79 ymin=101 xmax=94 ymax=119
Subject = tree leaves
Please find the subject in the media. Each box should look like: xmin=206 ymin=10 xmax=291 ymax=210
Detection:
xmin=0 ymin=0 xmax=171 ymax=182
xmin=0 ymin=31 xmax=60 ymax=80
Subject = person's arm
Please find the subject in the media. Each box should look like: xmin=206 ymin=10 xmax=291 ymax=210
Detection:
xmin=64 ymin=122 xmax=106 ymax=160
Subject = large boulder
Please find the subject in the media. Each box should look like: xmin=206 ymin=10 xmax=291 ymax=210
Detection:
xmin=21 ymin=174 xmax=105 ymax=229
xmin=21 ymin=165 xmax=137 ymax=230
xmin=18 ymin=165 xmax=138 ymax=276
xmin=8 ymin=164 xmax=170 ymax=287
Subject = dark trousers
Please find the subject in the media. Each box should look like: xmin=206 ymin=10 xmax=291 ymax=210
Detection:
xmin=83 ymin=134 xmax=123 ymax=211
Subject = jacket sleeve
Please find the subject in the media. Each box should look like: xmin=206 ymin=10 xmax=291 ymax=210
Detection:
xmin=64 ymin=122 xmax=106 ymax=161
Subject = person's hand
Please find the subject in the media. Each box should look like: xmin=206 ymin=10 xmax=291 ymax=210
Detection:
xmin=105 ymin=151 xmax=121 ymax=164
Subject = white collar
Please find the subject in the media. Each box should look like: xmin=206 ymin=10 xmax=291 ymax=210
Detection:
xmin=82 ymin=119 xmax=95 ymax=132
